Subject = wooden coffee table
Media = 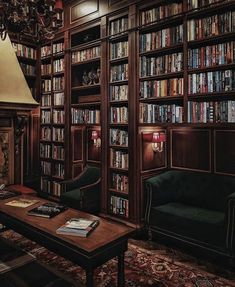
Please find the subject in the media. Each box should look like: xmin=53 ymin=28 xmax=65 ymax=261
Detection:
xmin=0 ymin=195 xmax=134 ymax=287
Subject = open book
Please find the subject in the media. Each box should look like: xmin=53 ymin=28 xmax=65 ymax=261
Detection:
xmin=27 ymin=202 xmax=67 ymax=218
xmin=56 ymin=218 xmax=99 ymax=237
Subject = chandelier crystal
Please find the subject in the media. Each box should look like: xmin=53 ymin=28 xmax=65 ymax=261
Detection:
xmin=0 ymin=0 xmax=63 ymax=42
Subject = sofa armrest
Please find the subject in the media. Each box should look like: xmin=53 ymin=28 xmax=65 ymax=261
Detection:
xmin=79 ymin=179 xmax=101 ymax=212
xmin=144 ymin=171 xmax=181 ymax=226
xmin=226 ymin=192 xmax=235 ymax=253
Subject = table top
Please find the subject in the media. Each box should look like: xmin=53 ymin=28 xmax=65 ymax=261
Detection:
xmin=0 ymin=194 xmax=134 ymax=254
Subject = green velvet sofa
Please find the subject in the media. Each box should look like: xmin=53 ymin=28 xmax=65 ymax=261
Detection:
xmin=145 ymin=170 xmax=235 ymax=263
xmin=60 ymin=165 xmax=101 ymax=214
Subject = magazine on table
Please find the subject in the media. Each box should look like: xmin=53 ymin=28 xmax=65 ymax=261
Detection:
xmin=56 ymin=217 xmax=99 ymax=237
xmin=27 ymin=202 xmax=68 ymax=218
xmin=5 ymin=198 xmax=39 ymax=208
xmin=0 ymin=189 xmax=20 ymax=200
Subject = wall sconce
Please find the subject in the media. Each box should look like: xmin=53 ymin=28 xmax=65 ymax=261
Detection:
xmin=91 ymin=130 xmax=101 ymax=148
xmin=152 ymin=132 xmax=166 ymax=153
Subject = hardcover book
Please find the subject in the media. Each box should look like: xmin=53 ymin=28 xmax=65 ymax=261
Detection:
xmin=27 ymin=202 xmax=67 ymax=218
xmin=56 ymin=218 xmax=99 ymax=237
xmin=5 ymin=198 xmax=39 ymax=208
xmin=0 ymin=189 xmax=20 ymax=200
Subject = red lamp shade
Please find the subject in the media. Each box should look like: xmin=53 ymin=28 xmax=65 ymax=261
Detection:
xmin=152 ymin=132 xmax=166 ymax=143
xmin=91 ymin=130 xmax=98 ymax=140
xmin=55 ymin=0 xmax=63 ymax=10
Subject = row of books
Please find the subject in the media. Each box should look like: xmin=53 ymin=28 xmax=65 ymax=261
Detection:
xmin=53 ymin=76 xmax=64 ymax=91
xmin=110 ymin=149 xmax=129 ymax=169
xmin=71 ymin=108 xmax=101 ymax=124
xmin=71 ymin=46 xmax=100 ymax=63
xmin=41 ymin=127 xmax=52 ymax=141
xmin=41 ymin=45 xmax=52 ymax=58
xmin=41 ymin=110 xmax=51 ymax=124
xmin=110 ymin=195 xmax=129 ymax=217
xmin=53 ymin=110 xmax=65 ymax=124
xmin=41 ymin=93 xmax=65 ymax=106
xmin=40 ymin=178 xmax=63 ymax=196
xmin=188 ymin=70 xmax=234 ymax=94
xmin=54 ymin=163 xmax=65 ymax=179
xmin=110 ymin=128 xmax=128 ymax=146
xmin=41 ymin=161 xmax=51 ymax=175
xmin=41 ymin=42 xmax=64 ymax=58
xmin=20 ymin=63 xmax=36 ymax=76
xmin=187 ymin=0 xmax=227 ymax=10
xmin=140 ymin=52 xmax=183 ymax=77
xmin=52 ymin=127 xmax=64 ymax=142
xmin=188 ymin=41 xmax=235 ymax=69
xmin=139 ymin=103 xmax=183 ymax=123
xmin=110 ymin=17 xmax=128 ymax=35
xmin=110 ymin=41 xmax=128 ymax=59
xmin=40 ymin=143 xmax=65 ymax=160
xmin=41 ymin=127 xmax=64 ymax=142
xmin=13 ymin=42 xmax=37 ymax=59
xmin=110 ymin=85 xmax=128 ymax=101
xmin=111 ymin=173 xmax=129 ymax=193
xmin=110 ymin=106 xmax=128 ymax=124
xmin=188 ymin=100 xmax=235 ymax=123
xmin=140 ymin=2 xmax=183 ymax=25
xmin=187 ymin=11 xmax=235 ymax=41
xmin=110 ymin=64 xmax=128 ymax=82
xmin=140 ymin=78 xmax=184 ymax=99
xmin=139 ymin=25 xmax=183 ymax=53
xmin=53 ymin=59 xmax=65 ymax=73
xmin=41 ymin=64 xmax=52 ymax=75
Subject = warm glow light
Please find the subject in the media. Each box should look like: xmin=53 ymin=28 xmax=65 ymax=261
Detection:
xmin=152 ymin=132 xmax=166 ymax=153
xmin=91 ymin=130 xmax=101 ymax=148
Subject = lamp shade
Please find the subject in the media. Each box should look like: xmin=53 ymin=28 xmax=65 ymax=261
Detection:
xmin=152 ymin=132 xmax=166 ymax=143
xmin=91 ymin=130 xmax=98 ymax=140
xmin=55 ymin=0 xmax=63 ymax=10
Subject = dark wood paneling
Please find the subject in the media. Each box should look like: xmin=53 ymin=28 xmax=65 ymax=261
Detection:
xmin=72 ymin=163 xmax=83 ymax=178
xmin=71 ymin=127 xmax=84 ymax=162
xmin=171 ymin=128 xmax=211 ymax=172
xmin=215 ymin=130 xmax=235 ymax=175
xmin=141 ymin=132 xmax=166 ymax=172
xmin=87 ymin=127 xmax=101 ymax=163
xmin=70 ymin=0 xmax=98 ymax=23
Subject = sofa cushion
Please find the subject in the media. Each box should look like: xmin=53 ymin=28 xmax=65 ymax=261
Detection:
xmin=150 ymin=202 xmax=226 ymax=248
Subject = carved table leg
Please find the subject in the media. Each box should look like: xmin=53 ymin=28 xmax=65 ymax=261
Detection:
xmin=118 ymin=252 xmax=125 ymax=287
xmin=86 ymin=268 xmax=94 ymax=287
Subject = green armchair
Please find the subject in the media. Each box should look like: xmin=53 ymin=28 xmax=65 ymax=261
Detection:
xmin=60 ymin=165 xmax=101 ymax=214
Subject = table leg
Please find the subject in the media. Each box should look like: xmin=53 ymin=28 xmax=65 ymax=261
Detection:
xmin=118 ymin=252 xmax=125 ymax=287
xmin=86 ymin=268 xmax=94 ymax=287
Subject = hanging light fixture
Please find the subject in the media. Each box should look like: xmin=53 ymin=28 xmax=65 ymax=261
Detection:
xmin=0 ymin=0 xmax=63 ymax=42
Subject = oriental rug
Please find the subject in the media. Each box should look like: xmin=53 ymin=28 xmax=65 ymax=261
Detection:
xmin=1 ymin=230 xmax=235 ymax=287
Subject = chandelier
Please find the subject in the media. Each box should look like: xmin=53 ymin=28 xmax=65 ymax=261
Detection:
xmin=0 ymin=0 xmax=63 ymax=42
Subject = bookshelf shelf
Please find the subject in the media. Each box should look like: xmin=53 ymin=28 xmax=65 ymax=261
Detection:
xmin=188 ymin=64 xmax=235 ymax=74
xmin=71 ymin=57 xmax=100 ymax=66
xmin=139 ymin=44 xmax=183 ymax=57
xmin=139 ymin=72 xmax=184 ymax=81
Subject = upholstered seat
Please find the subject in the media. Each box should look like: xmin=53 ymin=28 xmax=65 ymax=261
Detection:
xmin=60 ymin=165 xmax=101 ymax=214
xmin=145 ymin=170 xmax=235 ymax=263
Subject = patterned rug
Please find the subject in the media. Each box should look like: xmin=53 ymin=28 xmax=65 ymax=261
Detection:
xmin=1 ymin=230 xmax=235 ymax=287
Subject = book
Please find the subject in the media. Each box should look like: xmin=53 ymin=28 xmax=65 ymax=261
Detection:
xmin=27 ymin=202 xmax=67 ymax=218
xmin=0 ymin=189 xmax=20 ymax=200
xmin=5 ymin=198 xmax=39 ymax=208
xmin=56 ymin=218 xmax=99 ymax=237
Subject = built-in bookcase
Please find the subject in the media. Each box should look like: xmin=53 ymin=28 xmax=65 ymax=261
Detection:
xmin=70 ymin=23 xmax=102 ymax=174
xmin=138 ymin=1 xmax=184 ymax=125
xmin=186 ymin=2 xmax=235 ymax=123
xmin=40 ymin=37 xmax=66 ymax=198
xmin=108 ymin=13 xmax=130 ymax=219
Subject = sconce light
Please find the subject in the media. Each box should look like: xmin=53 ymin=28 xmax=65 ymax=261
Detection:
xmin=152 ymin=132 xmax=166 ymax=153
xmin=91 ymin=130 xmax=101 ymax=148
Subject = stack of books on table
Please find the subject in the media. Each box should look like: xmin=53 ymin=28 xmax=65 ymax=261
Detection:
xmin=27 ymin=202 xmax=67 ymax=218
xmin=0 ymin=189 xmax=20 ymax=200
xmin=56 ymin=218 xmax=99 ymax=237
